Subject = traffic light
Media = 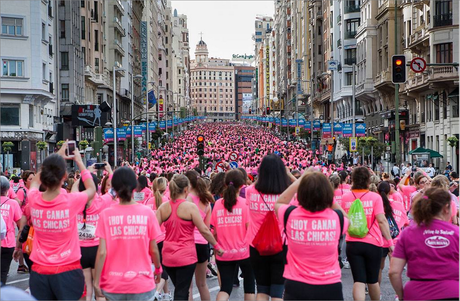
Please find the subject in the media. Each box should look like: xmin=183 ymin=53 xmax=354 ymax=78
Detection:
xmin=249 ymin=108 xmax=252 ymax=114
xmin=197 ymin=135 xmax=205 ymax=156
xmin=392 ymin=55 xmax=406 ymax=84
xmin=266 ymin=107 xmax=270 ymax=115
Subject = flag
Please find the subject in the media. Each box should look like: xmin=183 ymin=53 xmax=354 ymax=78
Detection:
xmin=148 ymin=90 xmax=157 ymax=105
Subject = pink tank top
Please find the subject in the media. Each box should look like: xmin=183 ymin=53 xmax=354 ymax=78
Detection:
xmin=191 ymin=195 xmax=209 ymax=244
xmin=162 ymin=199 xmax=197 ymax=267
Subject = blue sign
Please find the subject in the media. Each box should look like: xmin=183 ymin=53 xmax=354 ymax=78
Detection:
xmin=289 ymin=119 xmax=296 ymax=127
xmin=148 ymin=122 xmax=157 ymax=132
xmin=343 ymin=123 xmax=353 ymax=137
xmin=356 ymin=123 xmax=366 ymax=137
xmin=103 ymin=128 xmax=114 ymax=141
xmin=140 ymin=123 xmax=147 ymax=133
xmin=167 ymin=120 xmax=173 ymax=128
xmin=229 ymin=161 xmax=238 ymax=169
xmin=333 ymin=123 xmax=343 ymax=135
xmin=160 ymin=120 xmax=166 ymax=129
xmin=117 ymin=128 xmax=126 ymax=140
xmin=134 ymin=125 xmax=143 ymax=137
xmin=281 ymin=118 xmax=287 ymax=126
xmin=322 ymin=123 xmax=332 ymax=138
xmin=124 ymin=126 xmax=132 ymax=137
xmin=304 ymin=121 xmax=311 ymax=131
xmin=313 ymin=120 xmax=321 ymax=131
xmin=296 ymin=59 xmax=303 ymax=95
xmin=298 ymin=118 xmax=305 ymax=126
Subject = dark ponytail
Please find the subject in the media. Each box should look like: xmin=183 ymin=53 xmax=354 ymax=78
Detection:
xmin=112 ymin=167 xmax=137 ymax=203
xmin=185 ymin=170 xmax=213 ymax=205
xmin=378 ymin=181 xmax=393 ymax=218
xmin=412 ymin=188 xmax=451 ymax=226
xmin=40 ymin=154 xmax=66 ymax=189
xmin=223 ymin=170 xmax=245 ymax=213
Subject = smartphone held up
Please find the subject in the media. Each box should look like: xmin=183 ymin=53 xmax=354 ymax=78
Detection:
xmin=66 ymin=141 xmax=77 ymax=158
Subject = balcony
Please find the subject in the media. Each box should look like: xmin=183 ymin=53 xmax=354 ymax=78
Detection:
xmin=345 ymin=30 xmax=357 ymax=39
xmin=113 ymin=17 xmax=126 ymax=36
xmin=433 ymin=14 xmax=453 ymax=27
xmin=345 ymin=4 xmax=360 ymax=13
xmin=408 ymin=26 xmax=429 ymax=50
xmin=337 ymin=39 xmax=342 ymax=47
xmin=113 ymin=39 xmax=125 ymax=56
xmin=344 ymin=57 xmax=356 ymax=65
xmin=114 ymin=0 xmax=124 ymax=14
xmin=429 ymin=65 xmax=458 ymax=82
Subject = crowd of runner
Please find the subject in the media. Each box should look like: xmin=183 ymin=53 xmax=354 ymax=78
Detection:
xmin=0 ymin=122 xmax=458 ymax=301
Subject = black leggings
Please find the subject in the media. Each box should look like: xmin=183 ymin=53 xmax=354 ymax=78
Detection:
xmin=24 ymin=253 xmax=34 ymax=271
xmin=30 ymin=269 xmax=84 ymax=300
xmin=1 ymin=247 xmax=14 ymax=285
xmin=249 ymin=246 xmax=286 ymax=298
xmin=346 ymin=242 xmax=382 ymax=284
xmin=164 ymin=263 xmax=196 ymax=301
xmin=284 ymin=279 xmax=343 ymax=300
xmin=157 ymin=241 xmax=169 ymax=280
xmin=216 ymin=258 xmax=255 ymax=296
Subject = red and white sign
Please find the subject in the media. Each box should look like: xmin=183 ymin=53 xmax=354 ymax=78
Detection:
xmin=229 ymin=152 xmax=238 ymax=162
xmin=215 ymin=162 xmax=225 ymax=173
xmin=410 ymin=57 xmax=427 ymax=73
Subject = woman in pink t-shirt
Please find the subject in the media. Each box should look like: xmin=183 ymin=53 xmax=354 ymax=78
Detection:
xmin=27 ymin=143 xmax=96 ymax=301
xmin=398 ymin=170 xmax=418 ymax=212
xmin=211 ymin=169 xmax=255 ymax=301
xmin=429 ymin=175 xmax=459 ymax=225
xmin=156 ymin=174 xmax=223 ymax=301
xmin=246 ymin=154 xmax=293 ymax=301
xmin=389 ymin=188 xmax=459 ymax=300
xmin=94 ymin=167 xmax=162 ymax=301
xmin=341 ymin=167 xmax=394 ymax=301
xmin=133 ymin=176 xmax=152 ymax=203
xmin=185 ymin=170 xmax=214 ymax=301
xmin=274 ymin=171 xmax=348 ymax=300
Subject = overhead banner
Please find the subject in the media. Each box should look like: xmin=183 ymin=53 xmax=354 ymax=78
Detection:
xmin=141 ymin=21 xmax=148 ymax=106
xmin=71 ymin=105 xmax=108 ymax=127
xmin=242 ymin=93 xmax=252 ymax=114
xmin=343 ymin=124 xmax=353 ymax=137
xmin=266 ymin=45 xmax=270 ymax=102
xmin=313 ymin=120 xmax=321 ymax=131
xmin=322 ymin=123 xmax=332 ymax=138
xmin=304 ymin=121 xmax=311 ymax=132
xmin=116 ymin=128 xmax=126 ymax=141
xmin=134 ymin=125 xmax=143 ymax=137
xmin=333 ymin=123 xmax=343 ymax=135
xmin=103 ymin=128 xmax=114 ymax=142
xmin=159 ymin=97 xmax=164 ymax=118
xmin=356 ymin=123 xmax=367 ymax=137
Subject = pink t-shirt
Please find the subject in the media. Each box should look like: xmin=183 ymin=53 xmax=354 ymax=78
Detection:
xmin=392 ymin=219 xmax=459 ymax=300
xmin=245 ymin=185 xmax=282 ymax=247
xmin=0 ymin=196 xmax=22 ymax=248
xmin=334 ymin=188 xmax=349 ymax=208
xmin=77 ymin=193 xmax=113 ymax=247
xmin=278 ymin=205 xmax=348 ymax=285
xmin=210 ymin=197 xmax=249 ymax=261
xmin=342 ymin=190 xmax=385 ymax=247
xmin=191 ymin=195 xmax=210 ymax=245
xmin=382 ymin=200 xmax=409 ymax=248
xmin=144 ymin=196 xmax=166 ymax=243
xmin=96 ymin=203 xmax=162 ymax=294
xmin=390 ymin=191 xmax=404 ymax=205
xmin=29 ymin=188 xmax=88 ymax=266
xmin=7 ymin=187 xmax=17 ymax=199
xmin=400 ymin=186 xmax=417 ymax=212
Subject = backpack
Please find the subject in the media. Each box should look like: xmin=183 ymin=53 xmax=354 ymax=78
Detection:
xmin=347 ymin=192 xmax=370 ymax=238
xmin=387 ymin=214 xmax=400 ymax=239
xmin=252 ymin=192 xmax=283 ymax=256
xmin=284 ymin=206 xmax=344 ymax=267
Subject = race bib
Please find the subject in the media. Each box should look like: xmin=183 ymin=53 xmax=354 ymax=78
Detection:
xmin=78 ymin=223 xmax=97 ymax=240
xmin=133 ymin=192 xmax=145 ymax=202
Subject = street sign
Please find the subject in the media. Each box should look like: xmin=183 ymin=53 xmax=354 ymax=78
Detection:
xmin=410 ymin=57 xmax=427 ymax=73
xmin=327 ymin=60 xmax=338 ymax=71
xmin=350 ymin=137 xmax=358 ymax=152
xmin=215 ymin=162 xmax=225 ymax=173
xmin=295 ymin=127 xmax=301 ymax=135
xmin=229 ymin=161 xmax=238 ymax=169
xmin=229 ymin=152 xmax=238 ymax=162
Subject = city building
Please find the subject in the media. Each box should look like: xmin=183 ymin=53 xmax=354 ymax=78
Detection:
xmin=190 ymin=39 xmax=235 ymax=120
xmin=234 ymin=65 xmax=255 ymax=120
xmin=1 ymin=0 xmax=58 ymax=171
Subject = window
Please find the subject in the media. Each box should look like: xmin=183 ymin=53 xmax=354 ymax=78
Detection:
xmin=81 ymin=0 xmax=85 ymax=7
xmin=345 ymin=72 xmax=354 ymax=85
xmin=81 ymin=16 xmax=85 ymax=39
xmin=1 ymin=105 xmax=20 ymax=126
xmin=82 ymin=47 xmax=86 ymax=64
xmin=436 ymin=43 xmax=453 ymax=63
xmin=42 ymin=63 xmax=46 ymax=81
xmin=29 ymin=105 xmax=34 ymax=127
xmin=42 ymin=22 xmax=46 ymax=40
xmin=434 ymin=94 xmax=440 ymax=121
xmin=346 ymin=19 xmax=360 ymax=38
xmin=94 ymin=30 xmax=99 ymax=51
xmin=60 ymin=20 xmax=65 ymax=38
xmin=62 ymin=84 xmax=69 ymax=100
xmin=61 ymin=52 xmax=69 ymax=70
xmin=452 ymin=97 xmax=459 ymax=118
xmin=345 ymin=48 xmax=357 ymax=65
xmin=1 ymin=17 xmax=23 ymax=36
xmin=95 ymin=58 xmax=99 ymax=73
xmin=2 ymin=59 xmax=24 ymax=77
xmin=434 ymin=0 xmax=452 ymax=27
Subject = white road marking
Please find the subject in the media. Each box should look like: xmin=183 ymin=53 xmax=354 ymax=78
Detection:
xmin=193 ymin=286 xmax=220 ymax=300
xmin=6 ymin=277 xmax=29 ymax=285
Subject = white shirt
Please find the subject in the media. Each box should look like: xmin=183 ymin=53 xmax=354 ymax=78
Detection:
xmin=427 ymin=167 xmax=435 ymax=177
xmin=0 ymin=214 xmax=6 ymax=241
xmin=392 ymin=166 xmax=400 ymax=176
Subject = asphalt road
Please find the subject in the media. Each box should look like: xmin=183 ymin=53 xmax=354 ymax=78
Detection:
xmin=6 ymin=258 xmax=408 ymax=300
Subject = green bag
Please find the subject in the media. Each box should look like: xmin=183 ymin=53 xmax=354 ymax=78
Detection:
xmin=347 ymin=197 xmax=369 ymax=238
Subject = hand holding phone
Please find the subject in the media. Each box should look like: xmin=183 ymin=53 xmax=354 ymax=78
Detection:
xmin=66 ymin=141 xmax=76 ymax=158
xmin=94 ymin=163 xmax=107 ymax=170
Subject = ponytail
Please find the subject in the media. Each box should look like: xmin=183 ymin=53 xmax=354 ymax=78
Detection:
xmin=378 ymin=181 xmax=393 ymax=218
xmin=412 ymin=188 xmax=451 ymax=226
xmin=169 ymin=174 xmax=189 ymax=201
xmin=223 ymin=170 xmax=245 ymax=213
xmin=152 ymin=177 xmax=167 ymax=210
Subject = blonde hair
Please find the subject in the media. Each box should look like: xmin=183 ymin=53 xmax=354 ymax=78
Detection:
xmin=430 ymin=175 xmax=448 ymax=190
xmin=152 ymin=177 xmax=168 ymax=209
xmin=169 ymin=174 xmax=190 ymax=200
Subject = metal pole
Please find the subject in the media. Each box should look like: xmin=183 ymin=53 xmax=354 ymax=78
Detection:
xmin=165 ymin=90 xmax=168 ymax=135
xmin=310 ymin=80 xmax=314 ymax=148
xmin=330 ymin=71 xmax=334 ymax=137
xmin=394 ymin=0 xmax=401 ymax=166
xmin=113 ymin=66 xmax=117 ymax=167
xmin=131 ymin=74 xmax=135 ymax=163
xmin=146 ymin=84 xmax=149 ymax=156
xmin=172 ymin=93 xmax=175 ymax=137
xmin=352 ymin=64 xmax=356 ymax=137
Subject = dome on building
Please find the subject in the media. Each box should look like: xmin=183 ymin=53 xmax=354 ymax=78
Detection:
xmin=198 ymin=39 xmax=207 ymax=46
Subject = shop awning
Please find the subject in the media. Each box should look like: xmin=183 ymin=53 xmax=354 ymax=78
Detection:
xmin=409 ymin=147 xmax=443 ymax=158
xmin=448 ymin=88 xmax=459 ymax=98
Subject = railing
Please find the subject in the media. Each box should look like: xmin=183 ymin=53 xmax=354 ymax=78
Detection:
xmin=345 ymin=4 xmax=360 ymax=13
xmin=345 ymin=30 xmax=357 ymax=39
xmin=433 ymin=14 xmax=452 ymax=27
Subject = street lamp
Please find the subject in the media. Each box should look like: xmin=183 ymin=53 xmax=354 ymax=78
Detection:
xmin=113 ymin=66 xmax=125 ymax=167
xmin=131 ymin=74 xmax=142 ymax=163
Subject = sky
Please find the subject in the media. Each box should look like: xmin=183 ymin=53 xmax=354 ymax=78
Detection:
xmin=170 ymin=0 xmax=275 ymax=60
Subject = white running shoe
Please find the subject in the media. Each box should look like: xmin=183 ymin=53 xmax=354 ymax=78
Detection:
xmin=162 ymin=293 xmax=173 ymax=301
xmin=153 ymin=291 xmax=162 ymax=301
xmin=342 ymin=260 xmax=350 ymax=269
xmin=395 ymin=296 xmax=400 ymax=301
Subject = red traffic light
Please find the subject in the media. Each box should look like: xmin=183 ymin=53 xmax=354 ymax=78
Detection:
xmin=266 ymin=107 xmax=270 ymax=115
xmin=395 ymin=59 xmax=403 ymax=66
xmin=197 ymin=135 xmax=204 ymax=142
